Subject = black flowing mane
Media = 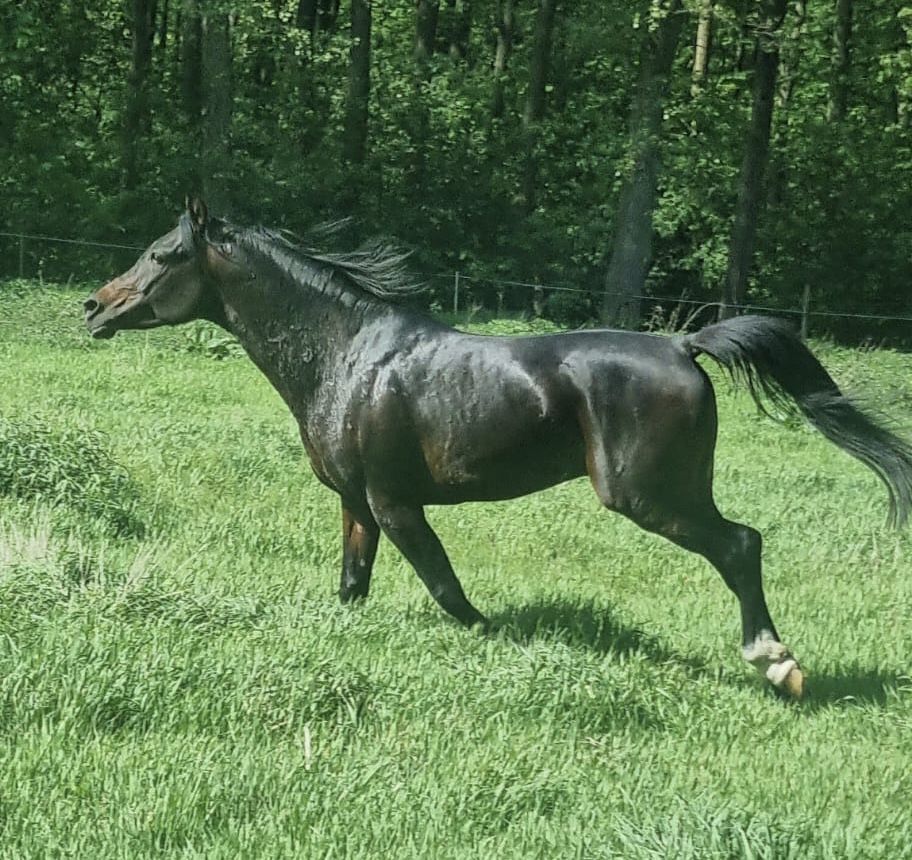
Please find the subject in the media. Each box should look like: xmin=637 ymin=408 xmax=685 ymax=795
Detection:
xmin=233 ymin=220 xmax=425 ymax=301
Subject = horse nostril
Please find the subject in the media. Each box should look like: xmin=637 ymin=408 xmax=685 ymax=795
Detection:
xmin=84 ymin=298 xmax=101 ymax=315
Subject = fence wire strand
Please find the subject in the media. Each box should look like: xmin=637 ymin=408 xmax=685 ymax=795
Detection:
xmin=3 ymin=230 xmax=911 ymax=325
xmin=438 ymin=273 xmax=912 ymax=324
xmin=0 ymin=231 xmax=146 ymax=252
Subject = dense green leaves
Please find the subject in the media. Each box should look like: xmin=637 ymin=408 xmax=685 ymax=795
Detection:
xmin=1 ymin=1 xmax=910 ymax=337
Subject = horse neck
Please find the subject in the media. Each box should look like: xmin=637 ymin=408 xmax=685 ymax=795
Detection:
xmin=210 ymin=249 xmax=389 ymax=411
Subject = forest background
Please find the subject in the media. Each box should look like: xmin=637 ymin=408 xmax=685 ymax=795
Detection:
xmin=1 ymin=0 xmax=910 ymax=340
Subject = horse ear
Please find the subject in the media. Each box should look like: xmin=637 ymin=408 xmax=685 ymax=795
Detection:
xmin=185 ymin=196 xmax=209 ymax=235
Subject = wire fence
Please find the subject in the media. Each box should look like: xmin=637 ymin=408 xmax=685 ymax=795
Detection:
xmin=431 ymin=271 xmax=912 ymax=325
xmin=0 ymin=230 xmax=146 ymax=285
xmin=3 ymin=229 xmax=912 ymax=332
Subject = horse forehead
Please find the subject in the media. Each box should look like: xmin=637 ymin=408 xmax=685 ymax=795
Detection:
xmin=150 ymin=225 xmax=183 ymax=254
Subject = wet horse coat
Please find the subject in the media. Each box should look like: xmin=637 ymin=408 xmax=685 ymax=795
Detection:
xmin=84 ymin=201 xmax=912 ymax=699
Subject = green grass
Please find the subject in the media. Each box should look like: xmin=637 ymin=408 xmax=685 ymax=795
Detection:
xmin=1 ymin=282 xmax=911 ymax=858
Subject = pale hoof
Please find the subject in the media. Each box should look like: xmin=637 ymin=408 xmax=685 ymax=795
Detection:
xmin=743 ymin=637 xmax=806 ymax=700
xmin=780 ymin=664 xmax=805 ymax=699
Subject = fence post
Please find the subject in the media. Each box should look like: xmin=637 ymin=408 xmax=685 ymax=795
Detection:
xmin=800 ymin=284 xmax=810 ymax=340
xmin=453 ymin=271 xmax=460 ymax=317
xmin=19 ymin=235 xmax=25 ymax=278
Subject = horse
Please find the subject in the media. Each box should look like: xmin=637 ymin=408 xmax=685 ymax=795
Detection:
xmin=84 ymin=199 xmax=912 ymax=700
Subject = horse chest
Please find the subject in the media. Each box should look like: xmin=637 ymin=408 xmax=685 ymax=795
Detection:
xmin=296 ymin=405 xmax=362 ymax=494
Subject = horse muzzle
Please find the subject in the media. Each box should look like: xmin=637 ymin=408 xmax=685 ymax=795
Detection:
xmin=83 ymin=287 xmax=160 ymax=339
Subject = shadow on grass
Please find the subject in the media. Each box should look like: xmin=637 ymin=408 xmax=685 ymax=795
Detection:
xmin=489 ymin=599 xmax=713 ymax=679
xmin=490 ymin=600 xmax=910 ymax=710
xmin=799 ymin=666 xmax=910 ymax=711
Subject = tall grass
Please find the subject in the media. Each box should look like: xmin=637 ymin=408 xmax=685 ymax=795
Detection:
xmin=0 ymin=414 xmax=144 ymax=535
xmin=0 ymin=283 xmax=910 ymax=858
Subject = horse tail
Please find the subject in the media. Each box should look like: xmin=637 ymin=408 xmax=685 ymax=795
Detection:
xmin=681 ymin=314 xmax=912 ymax=528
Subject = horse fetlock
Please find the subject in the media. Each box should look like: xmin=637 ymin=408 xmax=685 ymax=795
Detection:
xmin=339 ymin=582 xmax=370 ymax=603
xmin=742 ymin=636 xmax=805 ymax=699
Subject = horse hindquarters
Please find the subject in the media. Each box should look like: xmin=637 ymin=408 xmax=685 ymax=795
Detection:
xmin=575 ymin=355 xmax=718 ymax=516
xmin=577 ymin=355 xmax=805 ymax=698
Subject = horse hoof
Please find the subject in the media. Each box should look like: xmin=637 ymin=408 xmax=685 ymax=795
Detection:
xmin=780 ymin=664 xmax=805 ymax=700
xmin=467 ymin=617 xmax=490 ymax=635
xmin=743 ymin=638 xmax=805 ymax=700
xmin=765 ymin=657 xmax=805 ymax=700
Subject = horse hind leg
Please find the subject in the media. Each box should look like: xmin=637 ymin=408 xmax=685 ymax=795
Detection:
xmin=583 ymin=425 xmax=805 ymax=698
xmin=682 ymin=513 xmax=805 ymax=699
xmin=638 ymin=501 xmax=804 ymax=698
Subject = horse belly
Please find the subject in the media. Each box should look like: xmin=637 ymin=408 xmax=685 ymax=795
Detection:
xmin=422 ymin=416 xmax=587 ymax=503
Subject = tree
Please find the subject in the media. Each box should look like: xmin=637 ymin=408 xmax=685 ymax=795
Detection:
xmin=3 ymin=0 xmax=910 ymax=340
xmin=180 ymin=0 xmax=203 ymax=123
xmin=522 ymin=0 xmax=558 ymax=212
xmin=124 ymin=0 xmax=155 ymax=188
xmin=448 ymin=0 xmax=472 ymax=60
xmin=201 ymin=8 xmax=231 ymax=209
xmin=602 ymin=0 xmax=685 ymax=327
xmin=158 ymin=0 xmax=170 ymax=56
xmin=769 ymin=0 xmax=807 ymax=208
xmin=776 ymin=0 xmax=807 ymax=114
xmin=343 ymin=0 xmax=372 ymax=164
xmin=691 ymin=0 xmax=712 ymax=95
xmin=415 ymin=0 xmax=440 ymax=62
xmin=897 ymin=8 xmax=912 ymax=127
xmin=827 ymin=0 xmax=853 ymax=122
xmin=296 ymin=0 xmax=318 ymax=43
xmin=491 ymin=0 xmax=515 ymax=119
xmin=720 ymin=0 xmax=788 ymax=319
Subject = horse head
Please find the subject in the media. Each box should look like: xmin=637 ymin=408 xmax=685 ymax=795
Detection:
xmin=84 ymin=197 xmax=228 ymax=338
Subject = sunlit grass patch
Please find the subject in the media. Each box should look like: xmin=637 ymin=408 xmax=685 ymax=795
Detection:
xmin=0 ymin=283 xmax=910 ymax=858
xmin=0 ymin=414 xmax=145 ymax=536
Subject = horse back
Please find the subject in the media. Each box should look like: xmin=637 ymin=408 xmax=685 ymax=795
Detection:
xmin=355 ymin=327 xmax=715 ymax=505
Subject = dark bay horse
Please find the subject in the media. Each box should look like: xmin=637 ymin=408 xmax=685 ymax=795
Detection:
xmin=84 ymin=200 xmax=912 ymax=699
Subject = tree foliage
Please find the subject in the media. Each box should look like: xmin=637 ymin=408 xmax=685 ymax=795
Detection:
xmin=1 ymin=0 xmax=910 ymax=338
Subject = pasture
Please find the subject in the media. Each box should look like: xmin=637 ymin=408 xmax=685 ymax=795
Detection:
xmin=1 ymin=282 xmax=911 ymax=858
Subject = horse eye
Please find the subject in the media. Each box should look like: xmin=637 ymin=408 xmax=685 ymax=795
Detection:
xmin=151 ymin=252 xmax=163 ymax=264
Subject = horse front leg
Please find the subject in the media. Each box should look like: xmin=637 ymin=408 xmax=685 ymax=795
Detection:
xmin=367 ymin=498 xmax=487 ymax=628
xmin=339 ymin=503 xmax=380 ymax=603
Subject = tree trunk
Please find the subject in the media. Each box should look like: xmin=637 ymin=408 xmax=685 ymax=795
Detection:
xmin=769 ymin=0 xmax=806 ymax=207
xmin=601 ymin=0 xmax=685 ymax=327
xmin=691 ymin=0 xmax=712 ymax=95
xmin=343 ymin=0 xmax=371 ymax=164
xmin=63 ymin=1 xmax=88 ymax=101
xmin=319 ymin=0 xmax=340 ymax=32
xmin=201 ymin=10 xmax=231 ymax=210
xmin=776 ymin=0 xmax=807 ymax=113
xmin=415 ymin=0 xmax=440 ymax=62
xmin=827 ymin=0 xmax=853 ymax=122
xmin=124 ymin=0 xmax=155 ymax=188
xmin=448 ymin=0 xmax=471 ymax=61
xmin=522 ymin=0 xmax=558 ymax=213
xmin=297 ymin=0 xmax=318 ymax=36
xmin=180 ymin=0 xmax=202 ymax=123
xmin=720 ymin=0 xmax=787 ymax=319
xmin=491 ymin=0 xmax=514 ymax=119
xmin=158 ymin=0 xmax=169 ymax=54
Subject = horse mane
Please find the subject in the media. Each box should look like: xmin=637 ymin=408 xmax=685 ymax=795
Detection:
xmin=233 ymin=219 xmax=425 ymax=301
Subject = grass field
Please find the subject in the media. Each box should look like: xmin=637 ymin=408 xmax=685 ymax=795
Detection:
xmin=1 ymin=282 xmax=911 ymax=859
